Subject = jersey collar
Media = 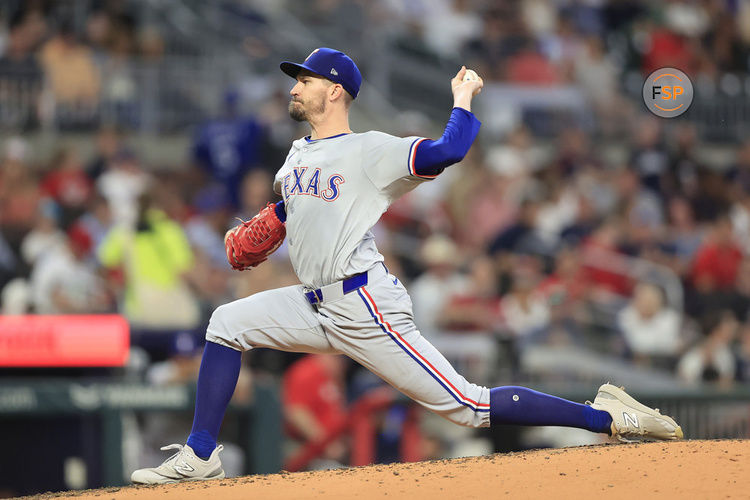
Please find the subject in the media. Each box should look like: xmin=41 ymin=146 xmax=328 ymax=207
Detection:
xmin=304 ymin=132 xmax=351 ymax=143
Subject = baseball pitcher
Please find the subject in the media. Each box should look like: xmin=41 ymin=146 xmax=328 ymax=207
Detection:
xmin=132 ymin=48 xmax=682 ymax=484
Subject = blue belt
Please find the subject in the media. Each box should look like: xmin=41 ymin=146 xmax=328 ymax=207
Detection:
xmin=304 ymin=271 xmax=369 ymax=305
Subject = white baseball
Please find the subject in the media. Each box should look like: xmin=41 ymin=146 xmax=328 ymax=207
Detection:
xmin=463 ymin=69 xmax=479 ymax=82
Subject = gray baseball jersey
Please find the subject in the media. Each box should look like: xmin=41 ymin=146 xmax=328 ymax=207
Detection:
xmin=209 ymin=130 xmax=491 ymax=430
xmin=273 ymin=132 xmax=429 ymax=289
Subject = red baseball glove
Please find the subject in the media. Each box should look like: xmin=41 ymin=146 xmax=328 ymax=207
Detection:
xmin=225 ymin=203 xmax=286 ymax=270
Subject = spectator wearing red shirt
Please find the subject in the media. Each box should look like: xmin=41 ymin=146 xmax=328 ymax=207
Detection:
xmin=691 ymin=216 xmax=743 ymax=291
xmin=642 ymin=28 xmax=696 ymax=75
xmin=506 ymin=43 xmax=561 ymax=85
xmin=282 ymin=354 xmax=348 ymax=464
xmin=41 ymin=148 xmax=93 ymax=228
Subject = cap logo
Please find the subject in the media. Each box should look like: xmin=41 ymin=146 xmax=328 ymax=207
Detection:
xmin=305 ymin=48 xmax=319 ymax=62
xmin=330 ymin=68 xmax=338 ymax=76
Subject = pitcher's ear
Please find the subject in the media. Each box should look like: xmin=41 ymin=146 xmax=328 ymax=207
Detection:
xmin=330 ymin=84 xmax=345 ymax=101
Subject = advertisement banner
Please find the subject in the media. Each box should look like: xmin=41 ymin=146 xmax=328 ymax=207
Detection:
xmin=0 ymin=315 xmax=129 ymax=367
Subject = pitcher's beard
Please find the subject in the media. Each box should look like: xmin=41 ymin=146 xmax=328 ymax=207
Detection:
xmin=288 ymin=101 xmax=306 ymax=122
xmin=288 ymin=96 xmax=326 ymax=122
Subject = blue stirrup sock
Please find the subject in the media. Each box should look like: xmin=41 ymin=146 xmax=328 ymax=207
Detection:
xmin=490 ymin=386 xmax=612 ymax=434
xmin=187 ymin=341 xmax=242 ymax=458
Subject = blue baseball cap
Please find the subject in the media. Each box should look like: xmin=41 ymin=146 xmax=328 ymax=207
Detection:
xmin=280 ymin=47 xmax=362 ymax=99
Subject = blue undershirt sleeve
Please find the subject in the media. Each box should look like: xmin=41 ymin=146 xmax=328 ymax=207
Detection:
xmin=274 ymin=200 xmax=287 ymax=222
xmin=412 ymin=107 xmax=481 ymax=177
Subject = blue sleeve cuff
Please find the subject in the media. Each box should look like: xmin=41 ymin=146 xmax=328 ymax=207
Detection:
xmin=412 ymin=107 xmax=481 ymax=177
xmin=274 ymin=200 xmax=287 ymax=222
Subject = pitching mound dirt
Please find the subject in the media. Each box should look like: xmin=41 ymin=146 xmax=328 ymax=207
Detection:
xmin=25 ymin=440 xmax=748 ymax=499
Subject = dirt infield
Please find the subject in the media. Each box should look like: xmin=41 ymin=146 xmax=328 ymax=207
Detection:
xmin=25 ymin=440 xmax=749 ymax=499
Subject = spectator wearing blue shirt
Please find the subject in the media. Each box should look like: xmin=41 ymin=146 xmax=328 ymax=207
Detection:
xmin=192 ymin=89 xmax=265 ymax=209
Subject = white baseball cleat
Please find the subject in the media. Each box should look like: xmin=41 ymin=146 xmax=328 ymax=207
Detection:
xmin=590 ymin=383 xmax=683 ymax=442
xmin=131 ymin=444 xmax=225 ymax=484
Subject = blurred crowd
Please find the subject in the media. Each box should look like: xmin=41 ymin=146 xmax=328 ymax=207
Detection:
xmin=393 ymin=118 xmax=750 ymax=390
xmin=0 ymin=0 xmax=173 ymax=131
xmin=2 ymin=109 xmax=750 ymax=382
xmin=2 ymin=1 xmax=750 ymax=133
xmin=2 ymin=0 xmax=750 ymax=471
xmin=381 ymin=0 xmax=750 ymax=83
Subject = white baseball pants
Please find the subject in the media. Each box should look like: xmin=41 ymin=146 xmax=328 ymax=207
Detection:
xmin=206 ymin=264 xmax=491 ymax=428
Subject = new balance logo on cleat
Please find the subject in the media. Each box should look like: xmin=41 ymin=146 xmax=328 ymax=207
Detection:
xmin=623 ymin=412 xmax=639 ymax=428
xmin=174 ymin=462 xmax=195 ymax=474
